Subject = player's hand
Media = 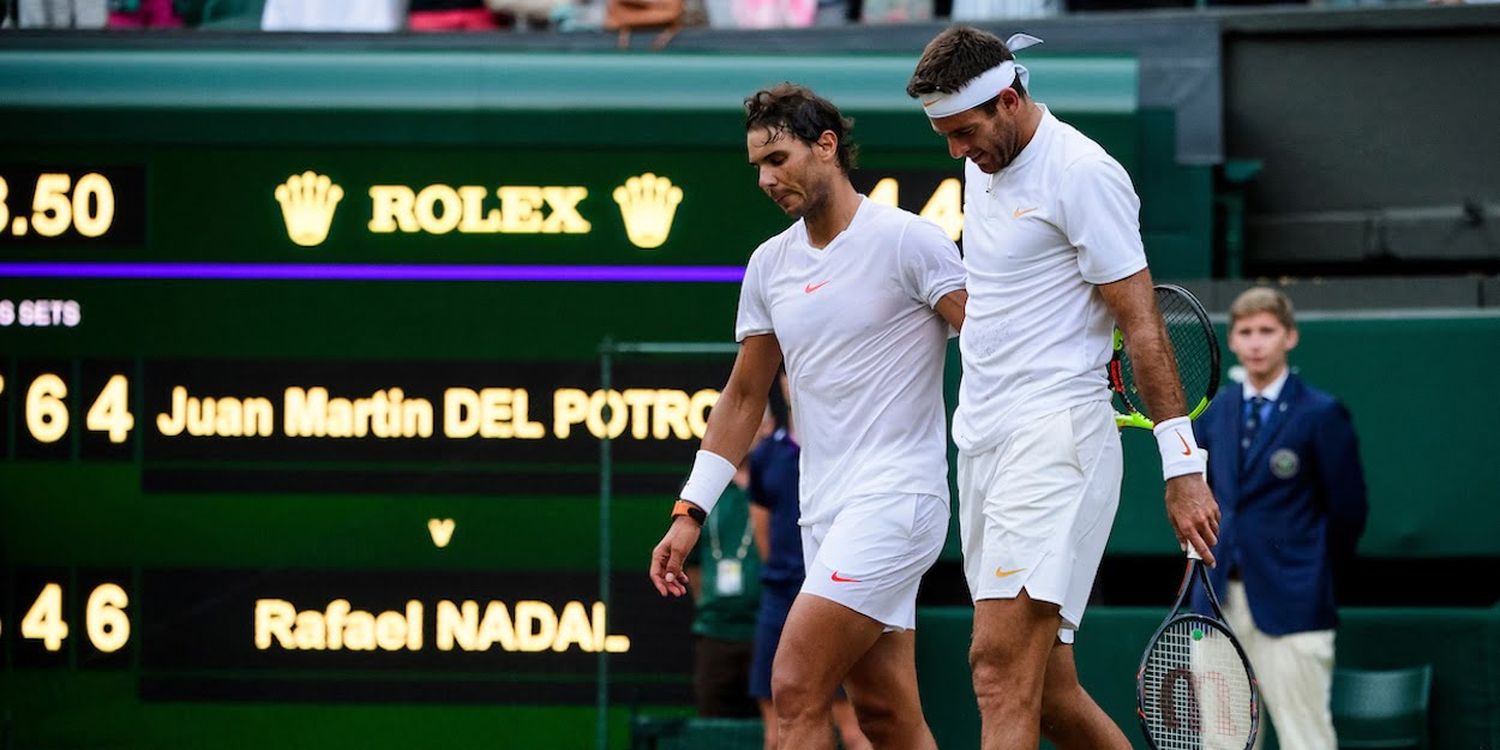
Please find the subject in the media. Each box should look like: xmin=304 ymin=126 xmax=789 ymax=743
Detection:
xmin=649 ymin=517 xmax=701 ymax=597
xmin=1165 ymin=474 xmax=1220 ymax=566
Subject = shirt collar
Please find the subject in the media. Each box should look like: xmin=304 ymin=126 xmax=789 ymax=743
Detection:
xmin=1243 ymin=367 xmax=1289 ymax=402
xmin=1000 ymin=104 xmax=1053 ymax=175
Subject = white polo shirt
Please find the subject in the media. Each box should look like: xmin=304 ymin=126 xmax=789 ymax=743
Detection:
xmin=953 ymin=106 xmax=1148 ymax=454
xmin=736 ymin=197 xmax=965 ymax=526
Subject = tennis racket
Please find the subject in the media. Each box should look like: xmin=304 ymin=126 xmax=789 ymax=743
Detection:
xmin=1110 ymin=284 xmax=1220 ymax=430
xmin=1137 ymin=545 xmax=1261 ymax=750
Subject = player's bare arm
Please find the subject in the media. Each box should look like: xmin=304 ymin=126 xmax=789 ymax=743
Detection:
xmin=649 ymin=333 xmax=783 ymax=597
xmin=699 ymin=334 xmax=783 ymax=463
xmin=1098 ymin=269 xmax=1221 ymax=564
xmin=935 ymin=288 xmax=968 ymax=332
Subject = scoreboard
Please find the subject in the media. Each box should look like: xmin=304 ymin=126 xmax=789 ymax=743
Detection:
xmin=0 ymin=154 xmax=762 ymax=710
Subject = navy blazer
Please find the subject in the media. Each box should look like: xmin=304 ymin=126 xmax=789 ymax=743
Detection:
xmin=1191 ymin=373 xmax=1368 ymax=635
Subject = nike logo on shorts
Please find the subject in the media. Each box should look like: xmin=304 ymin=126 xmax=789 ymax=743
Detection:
xmin=994 ymin=567 xmax=1026 ymax=578
xmin=830 ymin=571 xmax=861 ymax=583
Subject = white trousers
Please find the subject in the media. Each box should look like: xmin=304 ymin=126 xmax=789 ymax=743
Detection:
xmin=1222 ymin=581 xmax=1338 ymax=750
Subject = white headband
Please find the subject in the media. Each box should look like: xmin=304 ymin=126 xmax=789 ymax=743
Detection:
xmin=920 ymin=33 xmax=1044 ymax=119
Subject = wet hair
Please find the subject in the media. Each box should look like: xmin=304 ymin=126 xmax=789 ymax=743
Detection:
xmin=744 ymin=83 xmax=858 ymax=173
xmin=907 ymin=25 xmax=1028 ymax=110
xmin=1230 ymin=287 xmax=1297 ymax=330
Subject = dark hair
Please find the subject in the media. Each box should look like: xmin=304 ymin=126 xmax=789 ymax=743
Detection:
xmin=744 ymin=83 xmax=858 ymax=173
xmin=907 ymin=26 xmax=1028 ymax=104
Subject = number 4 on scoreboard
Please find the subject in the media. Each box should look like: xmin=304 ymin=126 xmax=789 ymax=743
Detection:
xmin=21 ymin=583 xmax=69 ymax=652
xmin=86 ymin=374 xmax=134 ymax=444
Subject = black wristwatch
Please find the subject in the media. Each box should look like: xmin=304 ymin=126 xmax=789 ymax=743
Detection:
xmin=671 ymin=500 xmax=706 ymax=526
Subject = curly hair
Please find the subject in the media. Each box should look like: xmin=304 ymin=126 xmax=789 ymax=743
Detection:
xmin=907 ymin=26 xmax=1027 ymax=107
xmin=744 ymin=83 xmax=858 ymax=173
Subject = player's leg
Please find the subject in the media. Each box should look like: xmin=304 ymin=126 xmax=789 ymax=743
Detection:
xmin=838 ymin=495 xmax=947 ymax=748
xmin=971 ymin=593 xmax=1064 ymax=748
xmin=1039 ymin=641 xmax=1131 ymax=749
xmin=830 ymin=694 xmax=873 ymax=750
xmin=966 ymin=403 xmax=1126 ymax=750
xmin=787 ymin=494 xmax=947 ymax=749
xmin=1037 ymin=400 xmax=1130 ymax=748
xmin=843 ymin=629 xmax=938 ymax=750
xmin=771 ymin=593 xmax=883 ymax=750
xmin=751 ymin=581 xmax=793 ymax=750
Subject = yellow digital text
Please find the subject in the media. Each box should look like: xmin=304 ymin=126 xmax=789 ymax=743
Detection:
xmin=254 ymin=598 xmax=629 ymax=654
xmin=149 ymin=384 xmax=719 ymax=443
xmin=368 ymin=184 xmax=590 ymax=236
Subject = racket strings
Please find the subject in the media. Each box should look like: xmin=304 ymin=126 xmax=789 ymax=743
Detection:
xmin=1160 ymin=294 xmax=1214 ymax=407
xmin=1141 ymin=619 xmax=1255 ymax=749
xmin=1120 ymin=289 xmax=1216 ymax=420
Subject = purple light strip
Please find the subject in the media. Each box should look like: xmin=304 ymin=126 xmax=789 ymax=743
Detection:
xmin=0 ymin=262 xmax=746 ymax=283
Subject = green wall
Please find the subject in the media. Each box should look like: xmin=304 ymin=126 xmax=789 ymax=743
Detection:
xmin=1115 ymin=314 xmax=1500 ymax=558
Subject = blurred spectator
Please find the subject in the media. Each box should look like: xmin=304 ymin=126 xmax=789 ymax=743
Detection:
xmin=731 ymin=0 xmax=814 ymax=28
xmin=408 ymin=0 xmax=499 ymax=29
xmin=683 ymin=435 xmax=767 ymax=719
xmin=1068 ymin=0 xmax=1308 ymax=8
xmin=485 ymin=0 xmax=571 ymax=29
xmin=4 ymin=0 xmax=107 ymax=27
xmin=951 ymin=0 xmax=1054 ymax=20
xmin=812 ymin=0 xmax=847 ymax=25
xmin=261 ymin=0 xmax=406 ymax=31
xmin=109 ymin=0 xmax=182 ymax=27
xmin=861 ymin=0 xmax=933 ymax=24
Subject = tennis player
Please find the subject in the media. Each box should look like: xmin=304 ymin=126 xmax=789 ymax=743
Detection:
xmin=907 ymin=27 xmax=1222 ymax=749
xmin=649 ymin=83 xmax=967 ymax=750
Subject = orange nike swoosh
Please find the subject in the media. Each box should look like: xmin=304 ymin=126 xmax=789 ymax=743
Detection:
xmin=830 ymin=571 xmax=861 ymax=583
xmin=1176 ymin=430 xmax=1192 ymax=456
xmin=804 ymin=280 xmax=831 ymax=294
xmin=994 ymin=567 xmax=1026 ymax=578
xmin=1013 ymin=207 xmax=1038 ymax=218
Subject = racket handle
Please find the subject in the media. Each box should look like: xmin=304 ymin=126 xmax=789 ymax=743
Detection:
xmin=1183 ymin=448 xmax=1208 ymax=561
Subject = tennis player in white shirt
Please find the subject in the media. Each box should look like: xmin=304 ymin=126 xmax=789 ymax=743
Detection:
xmin=649 ymin=83 xmax=967 ymax=750
xmin=907 ymin=27 xmax=1222 ymax=750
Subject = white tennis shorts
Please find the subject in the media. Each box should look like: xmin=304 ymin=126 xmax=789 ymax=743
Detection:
xmin=957 ymin=400 xmax=1122 ymax=644
xmin=799 ymin=493 xmax=949 ymax=631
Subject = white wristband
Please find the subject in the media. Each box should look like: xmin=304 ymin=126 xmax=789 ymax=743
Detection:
xmin=1153 ymin=416 xmax=1207 ymax=481
xmin=679 ymin=450 xmax=737 ymax=515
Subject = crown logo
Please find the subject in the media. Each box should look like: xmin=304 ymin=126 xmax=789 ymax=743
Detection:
xmin=613 ymin=173 xmax=683 ymax=250
xmin=274 ymin=171 xmax=344 ymax=247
